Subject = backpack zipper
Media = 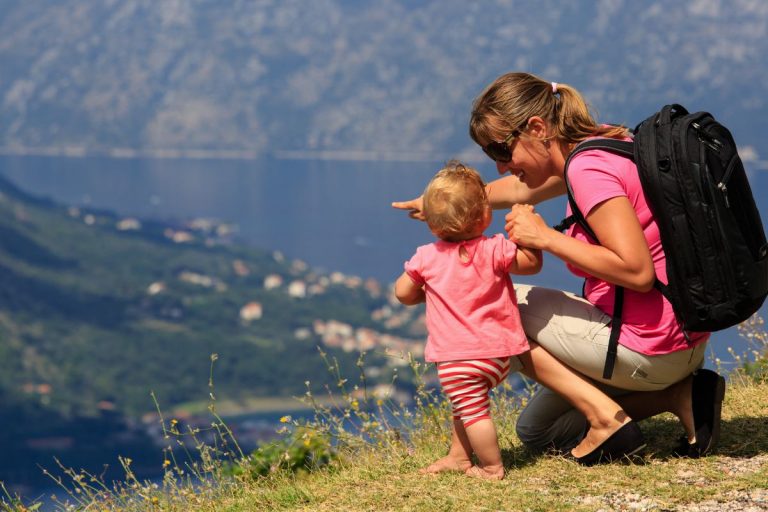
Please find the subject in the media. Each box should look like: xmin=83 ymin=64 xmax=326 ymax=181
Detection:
xmin=716 ymin=156 xmax=740 ymax=209
xmin=717 ymin=183 xmax=730 ymax=208
xmin=684 ymin=117 xmax=736 ymax=303
xmin=692 ymin=121 xmax=731 ymax=207
xmin=692 ymin=122 xmax=724 ymax=153
xmin=701 ymin=157 xmax=734 ymax=299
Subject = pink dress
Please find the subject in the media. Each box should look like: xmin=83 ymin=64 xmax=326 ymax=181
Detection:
xmin=404 ymin=233 xmax=530 ymax=362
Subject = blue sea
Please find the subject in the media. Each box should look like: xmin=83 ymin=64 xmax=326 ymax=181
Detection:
xmin=1 ymin=153 xmax=767 ymax=360
xmin=1 ymin=152 xmax=765 ymax=333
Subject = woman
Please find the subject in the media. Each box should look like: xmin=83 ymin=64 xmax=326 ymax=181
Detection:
xmin=393 ymin=72 xmax=725 ymax=464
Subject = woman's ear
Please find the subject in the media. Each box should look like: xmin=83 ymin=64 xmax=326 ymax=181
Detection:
xmin=526 ymin=116 xmax=548 ymax=138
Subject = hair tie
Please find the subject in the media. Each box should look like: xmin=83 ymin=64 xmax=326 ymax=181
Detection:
xmin=551 ymin=82 xmax=558 ymax=94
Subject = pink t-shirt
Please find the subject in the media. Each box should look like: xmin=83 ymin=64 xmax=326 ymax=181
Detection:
xmin=566 ymin=146 xmax=709 ymax=355
xmin=404 ymin=233 xmax=530 ymax=362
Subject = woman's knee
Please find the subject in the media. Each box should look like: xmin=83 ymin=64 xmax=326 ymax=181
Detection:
xmin=515 ymin=401 xmax=557 ymax=450
xmin=515 ymin=405 xmax=588 ymax=452
xmin=515 ymin=417 xmax=549 ymax=450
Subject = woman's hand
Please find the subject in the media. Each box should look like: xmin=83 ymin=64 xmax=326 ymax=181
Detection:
xmin=512 ymin=196 xmax=656 ymax=292
xmin=505 ymin=204 xmax=552 ymax=250
xmin=391 ymin=195 xmax=426 ymax=221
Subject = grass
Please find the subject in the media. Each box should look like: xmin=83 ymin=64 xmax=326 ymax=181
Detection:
xmin=4 ymin=324 xmax=768 ymax=511
xmin=193 ymin=379 xmax=768 ymax=512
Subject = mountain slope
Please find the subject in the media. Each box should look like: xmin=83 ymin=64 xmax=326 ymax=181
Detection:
xmin=0 ymin=174 xmax=423 ymax=417
xmin=0 ymin=0 xmax=766 ymax=157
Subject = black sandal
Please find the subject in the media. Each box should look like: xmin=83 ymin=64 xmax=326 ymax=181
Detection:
xmin=570 ymin=421 xmax=646 ymax=466
xmin=674 ymin=369 xmax=726 ymax=458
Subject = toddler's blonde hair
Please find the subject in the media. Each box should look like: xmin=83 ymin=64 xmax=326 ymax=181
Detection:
xmin=423 ymin=160 xmax=489 ymax=242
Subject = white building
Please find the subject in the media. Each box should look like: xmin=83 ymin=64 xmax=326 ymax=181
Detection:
xmin=117 ymin=218 xmax=141 ymax=231
xmin=240 ymin=302 xmax=263 ymax=322
xmin=147 ymin=282 xmax=166 ymax=295
xmin=264 ymin=274 xmax=283 ymax=290
xmin=287 ymin=280 xmax=307 ymax=298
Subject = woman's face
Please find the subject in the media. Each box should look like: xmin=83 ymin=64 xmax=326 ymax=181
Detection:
xmin=492 ymin=142 xmax=553 ymax=190
xmin=478 ymin=116 xmax=557 ymax=188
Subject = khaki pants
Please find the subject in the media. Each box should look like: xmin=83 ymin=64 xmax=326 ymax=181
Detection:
xmin=513 ymin=284 xmax=708 ymax=452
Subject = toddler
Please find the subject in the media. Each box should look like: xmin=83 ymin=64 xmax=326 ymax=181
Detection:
xmin=394 ymin=160 xmax=542 ymax=480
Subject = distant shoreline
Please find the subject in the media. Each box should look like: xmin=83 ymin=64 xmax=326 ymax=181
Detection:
xmin=170 ymin=395 xmax=335 ymax=418
xmin=0 ymin=146 xmax=478 ymax=164
xmin=1 ymin=145 xmax=766 ymax=169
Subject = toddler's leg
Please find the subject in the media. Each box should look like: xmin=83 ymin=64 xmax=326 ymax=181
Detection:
xmin=420 ymin=418 xmax=473 ymax=474
xmin=436 ymin=358 xmax=510 ymax=480
xmin=464 ymin=418 xmax=504 ymax=480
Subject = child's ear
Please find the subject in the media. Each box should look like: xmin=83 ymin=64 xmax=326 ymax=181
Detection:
xmin=479 ymin=205 xmax=492 ymax=231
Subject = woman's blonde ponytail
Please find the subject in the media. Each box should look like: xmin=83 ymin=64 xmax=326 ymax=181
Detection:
xmin=470 ymin=72 xmax=628 ymax=147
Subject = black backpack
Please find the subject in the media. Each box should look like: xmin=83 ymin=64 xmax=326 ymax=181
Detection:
xmin=556 ymin=104 xmax=768 ymax=380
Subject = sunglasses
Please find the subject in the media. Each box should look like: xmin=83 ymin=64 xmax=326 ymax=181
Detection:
xmin=481 ymin=124 xmax=526 ymax=163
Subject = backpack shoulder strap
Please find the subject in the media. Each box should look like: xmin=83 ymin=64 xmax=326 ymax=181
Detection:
xmin=559 ymin=138 xmax=636 ymax=380
xmin=558 ymin=138 xmax=635 ymax=241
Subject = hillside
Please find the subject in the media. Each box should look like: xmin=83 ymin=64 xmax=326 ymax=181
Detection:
xmin=0 ymin=172 xmax=426 ymax=418
xmin=0 ymin=1 xmax=766 ymax=158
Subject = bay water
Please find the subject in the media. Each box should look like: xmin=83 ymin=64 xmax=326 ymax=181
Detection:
xmin=1 ymin=153 xmax=766 ymax=362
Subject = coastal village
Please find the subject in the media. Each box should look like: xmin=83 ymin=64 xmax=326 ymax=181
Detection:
xmin=16 ymin=209 xmax=429 ymax=455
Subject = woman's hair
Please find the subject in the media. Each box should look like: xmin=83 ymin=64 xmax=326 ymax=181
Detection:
xmin=423 ymin=160 xmax=489 ymax=242
xmin=469 ymin=72 xmax=629 ymax=147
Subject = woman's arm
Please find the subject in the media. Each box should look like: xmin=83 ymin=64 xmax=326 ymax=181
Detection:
xmin=505 ymin=197 xmax=655 ymax=292
xmin=487 ymin=174 xmax=566 ymax=209
xmin=394 ymin=272 xmax=426 ymax=305
xmin=391 ymin=196 xmax=426 ymax=221
xmin=391 ymin=172 xmax=567 ymax=220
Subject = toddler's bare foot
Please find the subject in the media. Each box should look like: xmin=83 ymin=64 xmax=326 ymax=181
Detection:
xmin=419 ymin=455 xmax=472 ymax=475
xmin=465 ymin=465 xmax=504 ymax=480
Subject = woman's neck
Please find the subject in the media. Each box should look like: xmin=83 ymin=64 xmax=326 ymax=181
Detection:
xmin=553 ymin=140 xmax=575 ymax=178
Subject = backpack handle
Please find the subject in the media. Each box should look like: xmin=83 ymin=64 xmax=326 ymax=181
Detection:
xmin=655 ymin=104 xmax=689 ymax=126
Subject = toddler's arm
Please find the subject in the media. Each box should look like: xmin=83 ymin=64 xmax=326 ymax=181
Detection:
xmin=505 ymin=203 xmax=542 ymax=275
xmin=394 ymin=272 xmax=426 ymax=305
xmin=510 ymin=245 xmax=543 ymax=275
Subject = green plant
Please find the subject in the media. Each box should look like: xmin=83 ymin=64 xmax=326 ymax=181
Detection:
xmin=0 ymin=482 xmax=40 ymax=512
xmin=731 ymin=313 xmax=768 ymax=383
xmin=300 ymin=348 xmax=446 ymax=449
xmin=30 ymin=354 xmax=246 ymax=511
xmin=229 ymin=426 xmax=336 ymax=478
xmin=265 ymin=347 xmax=530 ymax=474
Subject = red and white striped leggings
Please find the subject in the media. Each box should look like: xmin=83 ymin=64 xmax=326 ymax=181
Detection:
xmin=436 ymin=357 xmax=512 ymax=428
